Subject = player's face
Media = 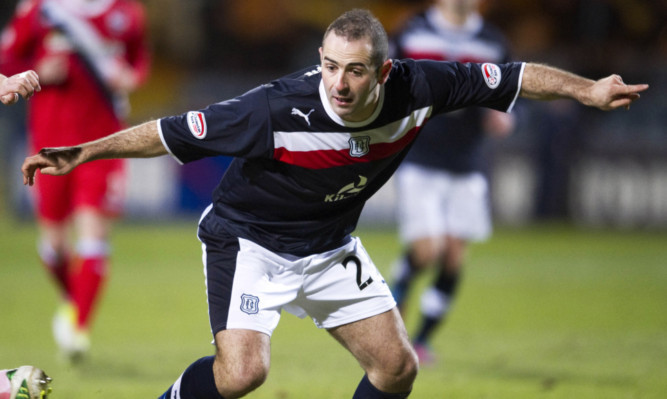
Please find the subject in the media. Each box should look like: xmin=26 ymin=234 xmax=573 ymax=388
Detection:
xmin=319 ymin=33 xmax=391 ymax=122
xmin=438 ymin=0 xmax=480 ymax=15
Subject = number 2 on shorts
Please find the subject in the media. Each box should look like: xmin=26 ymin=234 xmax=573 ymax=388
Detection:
xmin=342 ymin=255 xmax=373 ymax=291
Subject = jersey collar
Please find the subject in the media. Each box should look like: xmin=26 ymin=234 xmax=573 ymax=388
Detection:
xmin=318 ymin=79 xmax=385 ymax=128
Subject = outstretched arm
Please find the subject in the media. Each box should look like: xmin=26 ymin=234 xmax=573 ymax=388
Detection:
xmin=520 ymin=63 xmax=649 ymax=111
xmin=0 ymin=71 xmax=40 ymax=104
xmin=22 ymin=120 xmax=167 ymax=186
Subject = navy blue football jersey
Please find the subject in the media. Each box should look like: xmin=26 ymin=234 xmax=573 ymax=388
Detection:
xmin=391 ymin=8 xmax=513 ymax=173
xmin=159 ymin=59 xmax=524 ymax=255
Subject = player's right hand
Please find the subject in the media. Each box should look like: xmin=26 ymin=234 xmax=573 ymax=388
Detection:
xmin=22 ymin=147 xmax=82 ymax=186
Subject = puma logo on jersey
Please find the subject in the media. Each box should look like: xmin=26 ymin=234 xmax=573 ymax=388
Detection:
xmin=291 ymin=108 xmax=315 ymax=126
xmin=325 ymin=175 xmax=368 ymax=202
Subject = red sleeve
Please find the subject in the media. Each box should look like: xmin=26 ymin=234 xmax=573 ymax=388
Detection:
xmin=123 ymin=1 xmax=151 ymax=86
xmin=0 ymin=0 xmax=43 ymax=76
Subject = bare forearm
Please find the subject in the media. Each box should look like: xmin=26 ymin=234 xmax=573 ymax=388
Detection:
xmin=82 ymin=120 xmax=167 ymax=163
xmin=519 ymin=63 xmax=648 ymax=111
xmin=23 ymin=120 xmax=168 ymax=185
xmin=520 ymin=63 xmax=595 ymax=104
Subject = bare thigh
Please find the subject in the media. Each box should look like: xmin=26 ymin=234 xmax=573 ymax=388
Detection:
xmin=327 ymin=308 xmax=418 ymax=393
xmin=74 ymin=207 xmax=112 ymax=241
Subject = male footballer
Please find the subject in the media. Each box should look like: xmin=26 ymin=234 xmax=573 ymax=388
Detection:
xmin=20 ymin=9 xmax=647 ymax=399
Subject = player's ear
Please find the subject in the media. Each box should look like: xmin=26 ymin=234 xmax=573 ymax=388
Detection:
xmin=377 ymin=59 xmax=392 ymax=85
xmin=319 ymin=47 xmax=323 ymax=62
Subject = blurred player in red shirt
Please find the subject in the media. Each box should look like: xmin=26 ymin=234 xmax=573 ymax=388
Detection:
xmin=1 ymin=0 xmax=150 ymax=362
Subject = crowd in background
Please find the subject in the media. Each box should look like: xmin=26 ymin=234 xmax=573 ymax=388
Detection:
xmin=1 ymin=0 xmax=665 ymax=225
xmin=1 ymin=0 xmax=663 ymax=116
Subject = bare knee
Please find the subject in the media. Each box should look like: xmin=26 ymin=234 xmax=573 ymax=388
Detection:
xmin=213 ymin=329 xmax=271 ymax=398
xmin=213 ymin=355 xmax=268 ymax=397
xmin=368 ymin=343 xmax=419 ymax=393
xmin=410 ymin=237 xmax=442 ymax=267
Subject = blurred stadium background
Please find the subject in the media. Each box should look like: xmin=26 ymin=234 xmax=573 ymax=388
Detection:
xmin=1 ymin=0 xmax=666 ymax=229
xmin=1 ymin=2 xmax=666 ymax=397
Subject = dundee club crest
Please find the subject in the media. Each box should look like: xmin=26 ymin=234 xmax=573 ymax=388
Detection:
xmin=240 ymin=294 xmax=259 ymax=314
xmin=349 ymin=136 xmax=370 ymax=157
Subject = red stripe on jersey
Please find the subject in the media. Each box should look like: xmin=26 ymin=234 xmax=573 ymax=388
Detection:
xmin=274 ymin=147 xmax=366 ymax=169
xmin=274 ymin=125 xmax=422 ymax=169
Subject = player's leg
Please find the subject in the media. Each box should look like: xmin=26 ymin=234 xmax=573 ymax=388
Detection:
xmin=328 ymin=308 xmax=418 ymax=398
xmin=412 ymin=235 xmax=466 ymax=362
xmin=391 ymin=237 xmax=439 ymax=310
xmin=164 ymin=215 xmax=301 ymax=398
xmin=213 ymin=329 xmax=270 ymax=397
xmin=391 ymin=164 xmax=445 ymax=309
xmin=51 ymin=207 xmax=112 ymax=361
xmin=69 ymin=160 xmax=124 ymax=331
xmin=158 ymin=329 xmax=270 ymax=399
xmin=43 ymin=219 xmax=81 ymax=362
xmin=34 ymin=172 xmax=84 ymax=359
xmin=34 ymin=173 xmax=73 ymax=299
xmin=412 ymin=172 xmax=491 ymax=362
xmin=37 ymin=219 xmax=71 ymax=298
xmin=70 ymin=207 xmax=112 ymax=332
xmin=64 ymin=206 xmax=112 ymax=357
xmin=299 ymin=237 xmax=416 ymax=397
xmin=56 ymin=160 xmax=123 ymax=360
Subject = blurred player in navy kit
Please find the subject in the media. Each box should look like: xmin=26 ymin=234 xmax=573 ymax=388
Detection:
xmin=21 ymin=9 xmax=647 ymax=399
xmin=389 ymin=0 xmax=516 ymax=364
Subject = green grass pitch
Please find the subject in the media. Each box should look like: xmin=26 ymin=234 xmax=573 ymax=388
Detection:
xmin=1 ymin=215 xmax=666 ymax=398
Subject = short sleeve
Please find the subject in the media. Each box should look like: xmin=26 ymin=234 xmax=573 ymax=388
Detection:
xmin=158 ymin=85 xmax=274 ymax=164
xmin=419 ymin=60 xmax=524 ymax=114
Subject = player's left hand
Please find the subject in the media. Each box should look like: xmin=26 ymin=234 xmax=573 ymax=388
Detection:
xmin=107 ymin=61 xmax=139 ymax=93
xmin=587 ymin=75 xmax=649 ymax=111
xmin=22 ymin=147 xmax=82 ymax=186
xmin=0 ymin=70 xmax=41 ymax=105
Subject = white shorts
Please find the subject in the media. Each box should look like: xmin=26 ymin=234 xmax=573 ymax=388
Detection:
xmin=396 ymin=163 xmax=492 ymax=244
xmin=205 ymin=235 xmax=396 ymax=337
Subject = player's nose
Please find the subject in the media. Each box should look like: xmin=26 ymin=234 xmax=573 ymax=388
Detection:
xmin=334 ymin=73 xmax=348 ymax=92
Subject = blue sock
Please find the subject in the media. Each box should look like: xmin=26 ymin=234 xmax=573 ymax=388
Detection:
xmin=158 ymin=356 xmax=224 ymax=399
xmin=353 ymin=374 xmax=411 ymax=398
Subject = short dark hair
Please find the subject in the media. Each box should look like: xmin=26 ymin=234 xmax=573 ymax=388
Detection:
xmin=323 ymin=9 xmax=388 ymax=69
